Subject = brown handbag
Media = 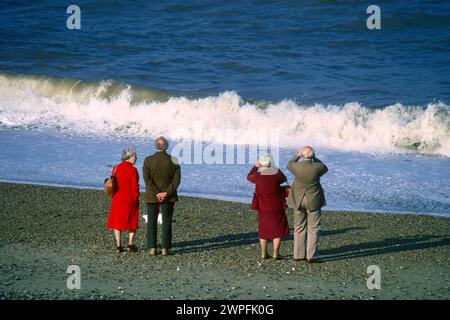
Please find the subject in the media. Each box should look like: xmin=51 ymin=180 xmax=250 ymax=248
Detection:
xmin=104 ymin=165 xmax=118 ymax=197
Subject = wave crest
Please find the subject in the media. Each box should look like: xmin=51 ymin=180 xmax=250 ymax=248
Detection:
xmin=0 ymin=73 xmax=449 ymax=156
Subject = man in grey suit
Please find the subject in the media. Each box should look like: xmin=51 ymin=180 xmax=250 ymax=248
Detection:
xmin=287 ymin=146 xmax=328 ymax=263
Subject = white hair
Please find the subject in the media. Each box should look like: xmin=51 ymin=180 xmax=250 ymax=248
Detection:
xmin=259 ymin=155 xmax=273 ymax=168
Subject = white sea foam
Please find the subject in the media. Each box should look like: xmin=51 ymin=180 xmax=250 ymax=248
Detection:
xmin=0 ymin=73 xmax=449 ymax=156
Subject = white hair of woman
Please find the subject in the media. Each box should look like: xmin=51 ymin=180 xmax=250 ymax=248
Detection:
xmin=258 ymin=155 xmax=273 ymax=168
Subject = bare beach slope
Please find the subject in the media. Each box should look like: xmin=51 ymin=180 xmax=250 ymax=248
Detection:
xmin=0 ymin=182 xmax=449 ymax=300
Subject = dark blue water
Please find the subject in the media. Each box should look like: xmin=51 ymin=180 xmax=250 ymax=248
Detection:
xmin=1 ymin=0 xmax=449 ymax=107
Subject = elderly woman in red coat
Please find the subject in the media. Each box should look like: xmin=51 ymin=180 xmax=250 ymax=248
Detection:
xmin=107 ymin=147 xmax=140 ymax=253
xmin=247 ymin=155 xmax=290 ymax=260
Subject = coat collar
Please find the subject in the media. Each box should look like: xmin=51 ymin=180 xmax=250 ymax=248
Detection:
xmin=260 ymin=167 xmax=279 ymax=175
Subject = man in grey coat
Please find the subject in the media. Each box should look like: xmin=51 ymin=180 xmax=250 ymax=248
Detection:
xmin=287 ymin=146 xmax=328 ymax=263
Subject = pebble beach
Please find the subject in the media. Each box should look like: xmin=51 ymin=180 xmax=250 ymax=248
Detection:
xmin=0 ymin=182 xmax=449 ymax=300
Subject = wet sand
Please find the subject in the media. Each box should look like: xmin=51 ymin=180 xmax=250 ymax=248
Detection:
xmin=0 ymin=182 xmax=449 ymax=300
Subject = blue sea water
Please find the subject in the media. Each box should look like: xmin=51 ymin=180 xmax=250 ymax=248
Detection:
xmin=1 ymin=0 xmax=450 ymax=106
xmin=0 ymin=1 xmax=449 ymax=215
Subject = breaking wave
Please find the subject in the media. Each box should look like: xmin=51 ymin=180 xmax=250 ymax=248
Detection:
xmin=0 ymin=73 xmax=449 ymax=157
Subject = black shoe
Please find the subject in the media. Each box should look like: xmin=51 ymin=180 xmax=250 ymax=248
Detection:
xmin=307 ymin=258 xmax=322 ymax=264
xmin=127 ymin=244 xmax=138 ymax=253
xmin=293 ymin=258 xmax=307 ymax=262
xmin=115 ymin=246 xmax=124 ymax=254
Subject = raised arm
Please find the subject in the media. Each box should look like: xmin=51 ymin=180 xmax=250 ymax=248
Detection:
xmin=247 ymin=166 xmax=258 ymax=184
xmin=287 ymin=154 xmax=301 ymax=173
xmin=313 ymin=157 xmax=328 ymax=176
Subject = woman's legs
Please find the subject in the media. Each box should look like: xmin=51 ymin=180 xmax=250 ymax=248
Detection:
xmin=260 ymin=239 xmax=268 ymax=258
xmin=128 ymin=231 xmax=135 ymax=245
xmin=273 ymin=238 xmax=281 ymax=258
xmin=126 ymin=231 xmax=138 ymax=252
xmin=114 ymin=229 xmax=121 ymax=247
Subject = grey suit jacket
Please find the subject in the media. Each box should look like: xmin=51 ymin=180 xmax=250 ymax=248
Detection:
xmin=287 ymin=155 xmax=328 ymax=211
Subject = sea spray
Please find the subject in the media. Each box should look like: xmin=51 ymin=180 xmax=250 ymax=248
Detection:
xmin=0 ymin=73 xmax=449 ymax=157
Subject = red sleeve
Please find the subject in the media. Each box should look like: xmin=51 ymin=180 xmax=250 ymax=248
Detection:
xmin=131 ymin=167 xmax=140 ymax=202
xmin=247 ymin=166 xmax=258 ymax=184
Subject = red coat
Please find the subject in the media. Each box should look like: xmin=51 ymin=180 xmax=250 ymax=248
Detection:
xmin=107 ymin=161 xmax=140 ymax=231
xmin=247 ymin=166 xmax=290 ymax=240
xmin=247 ymin=166 xmax=287 ymax=212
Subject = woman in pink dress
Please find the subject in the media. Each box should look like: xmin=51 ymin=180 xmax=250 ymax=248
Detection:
xmin=247 ymin=155 xmax=290 ymax=260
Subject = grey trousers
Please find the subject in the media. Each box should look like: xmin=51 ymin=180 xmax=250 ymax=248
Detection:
xmin=293 ymin=197 xmax=321 ymax=260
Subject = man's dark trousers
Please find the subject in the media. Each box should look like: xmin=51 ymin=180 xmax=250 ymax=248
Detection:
xmin=147 ymin=202 xmax=174 ymax=249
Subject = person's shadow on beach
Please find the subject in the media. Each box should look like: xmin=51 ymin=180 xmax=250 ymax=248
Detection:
xmin=171 ymin=227 xmax=365 ymax=254
xmin=172 ymin=232 xmax=258 ymax=254
xmin=171 ymin=229 xmax=450 ymax=261
xmin=319 ymin=234 xmax=450 ymax=262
